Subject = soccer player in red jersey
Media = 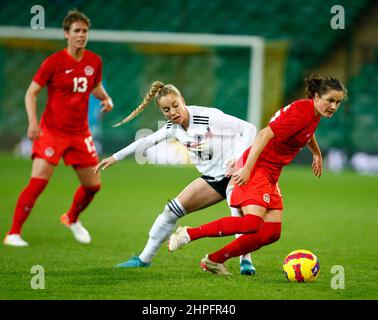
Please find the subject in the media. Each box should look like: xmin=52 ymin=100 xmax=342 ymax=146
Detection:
xmin=168 ymin=75 xmax=347 ymax=275
xmin=4 ymin=10 xmax=113 ymax=247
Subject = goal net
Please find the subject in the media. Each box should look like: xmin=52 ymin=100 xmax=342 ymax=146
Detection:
xmin=0 ymin=27 xmax=289 ymax=161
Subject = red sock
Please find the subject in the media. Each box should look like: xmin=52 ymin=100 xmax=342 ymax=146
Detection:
xmin=9 ymin=177 xmax=49 ymax=235
xmin=209 ymin=222 xmax=282 ymax=263
xmin=187 ymin=214 xmax=264 ymax=241
xmin=66 ymin=184 xmax=100 ymax=223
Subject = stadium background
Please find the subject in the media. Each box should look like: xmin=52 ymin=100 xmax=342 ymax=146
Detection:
xmin=0 ymin=0 xmax=377 ymax=301
xmin=0 ymin=0 xmax=377 ymax=160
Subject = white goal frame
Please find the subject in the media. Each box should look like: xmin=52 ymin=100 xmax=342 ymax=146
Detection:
xmin=0 ymin=26 xmax=265 ymax=129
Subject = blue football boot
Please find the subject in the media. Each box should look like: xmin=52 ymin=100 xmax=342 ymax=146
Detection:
xmin=240 ymin=259 xmax=256 ymax=275
xmin=116 ymin=256 xmax=151 ymax=268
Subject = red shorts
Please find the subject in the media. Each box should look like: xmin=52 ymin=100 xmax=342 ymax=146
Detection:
xmin=32 ymin=125 xmax=99 ymax=168
xmin=231 ymin=148 xmax=283 ymax=210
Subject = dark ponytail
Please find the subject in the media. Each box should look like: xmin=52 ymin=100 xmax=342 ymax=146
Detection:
xmin=305 ymin=74 xmax=347 ymax=99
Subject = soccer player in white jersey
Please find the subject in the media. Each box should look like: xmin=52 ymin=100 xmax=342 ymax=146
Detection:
xmin=94 ymin=81 xmax=257 ymax=275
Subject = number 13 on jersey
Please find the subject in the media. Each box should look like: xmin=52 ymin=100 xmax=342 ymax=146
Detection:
xmin=73 ymin=77 xmax=88 ymax=93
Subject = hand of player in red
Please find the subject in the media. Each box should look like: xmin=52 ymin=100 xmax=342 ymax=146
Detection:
xmin=100 ymin=97 xmax=114 ymax=113
xmin=312 ymin=154 xmax=322 ymax=178
xmin=232 ymin=167 xmax=250 ymax=186
xmin=27 ymin=122 xmax=41 ymax=141
xmin=94 ymin=156 xmax=117 ymax=174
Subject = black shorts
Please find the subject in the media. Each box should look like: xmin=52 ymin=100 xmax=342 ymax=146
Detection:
xmin=201 ymin=175 xmax=231 ymax=199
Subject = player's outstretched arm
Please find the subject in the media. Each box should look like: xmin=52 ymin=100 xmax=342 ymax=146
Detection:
xmin=94 ymin=156 xmax=117 ymax=174
xmin=94 ymin=125 xmax=169 ymax=175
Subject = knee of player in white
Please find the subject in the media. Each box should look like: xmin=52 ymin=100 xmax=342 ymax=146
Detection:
xmin=163 ymin=198 xmax=187 ymax=221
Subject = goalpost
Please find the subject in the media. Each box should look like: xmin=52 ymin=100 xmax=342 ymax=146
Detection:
xmin=0 ymin=26 xmax=265 ymax=130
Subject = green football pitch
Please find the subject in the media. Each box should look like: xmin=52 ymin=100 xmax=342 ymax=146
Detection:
xmin=0 ymin=153 xmax=377 ymax=300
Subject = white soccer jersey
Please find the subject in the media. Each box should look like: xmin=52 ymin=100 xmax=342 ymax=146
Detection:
xmin=113 ymin=105 xmax=256 ymax=181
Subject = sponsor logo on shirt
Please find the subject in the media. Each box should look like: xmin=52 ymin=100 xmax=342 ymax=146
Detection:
xmin=65 ymin=69 xmax=73 ymax=74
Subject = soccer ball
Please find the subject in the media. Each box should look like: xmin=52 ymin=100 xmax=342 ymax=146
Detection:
xmin=283 ymin=249 xmax=320 ymax=282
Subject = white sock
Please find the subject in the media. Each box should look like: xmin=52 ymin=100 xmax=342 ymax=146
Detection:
xmin=139 ymin=199 xmax=186 ymax=263
xmin=139 ymin=237 xmax=164 ymax=264
xmin=226 ymin=185 xmax=252 ymax=264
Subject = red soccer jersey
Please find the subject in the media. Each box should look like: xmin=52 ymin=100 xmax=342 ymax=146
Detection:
xmin=257 ymin=99 xmax=321 ymax=176
xmin=231 ymin=99 xmax=321 ymax=209
xmin=33 ymin=49 xmax=102 ymax=133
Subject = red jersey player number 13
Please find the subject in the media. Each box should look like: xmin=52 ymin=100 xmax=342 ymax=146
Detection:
xmin=4 ymin=9 xmax=113 ymax=248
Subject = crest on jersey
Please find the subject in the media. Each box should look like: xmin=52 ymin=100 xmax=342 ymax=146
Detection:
xmin=44 ymin=147 xmax=54 ymax=157
xmin=84 ymin=65 xmax=94 ymax=76
xmin=263 ymin=193 xmax=270 ymax=203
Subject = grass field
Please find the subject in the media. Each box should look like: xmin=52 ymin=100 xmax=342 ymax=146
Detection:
xmin=0 ymin=153 xmax=377 ymax=300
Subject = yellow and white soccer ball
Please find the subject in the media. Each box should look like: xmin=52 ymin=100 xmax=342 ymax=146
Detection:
xmin=283 ymin=249 xmax=320 ymax=282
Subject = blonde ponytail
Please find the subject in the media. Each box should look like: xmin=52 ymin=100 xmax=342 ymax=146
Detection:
xmin=113 ymin=81 xmax=165 ymax=127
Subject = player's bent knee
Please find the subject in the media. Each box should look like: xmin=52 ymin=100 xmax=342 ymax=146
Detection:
xmin=147 ymin=199 xmax=187 ymax=239
xmin=266 ymin=231 xmax=281 ymax=245
xmin=241 ymin=214 xmax=264 ymax=233
xmin=162 ymin=205 xmax=177 ymax=222
xmin=263 ymin=223 xmax=282 ymax=245
xmin=83 ymin=184 xmax=101 ymax=195
xmin=164 ymin=198 xmax=187 ymax=220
